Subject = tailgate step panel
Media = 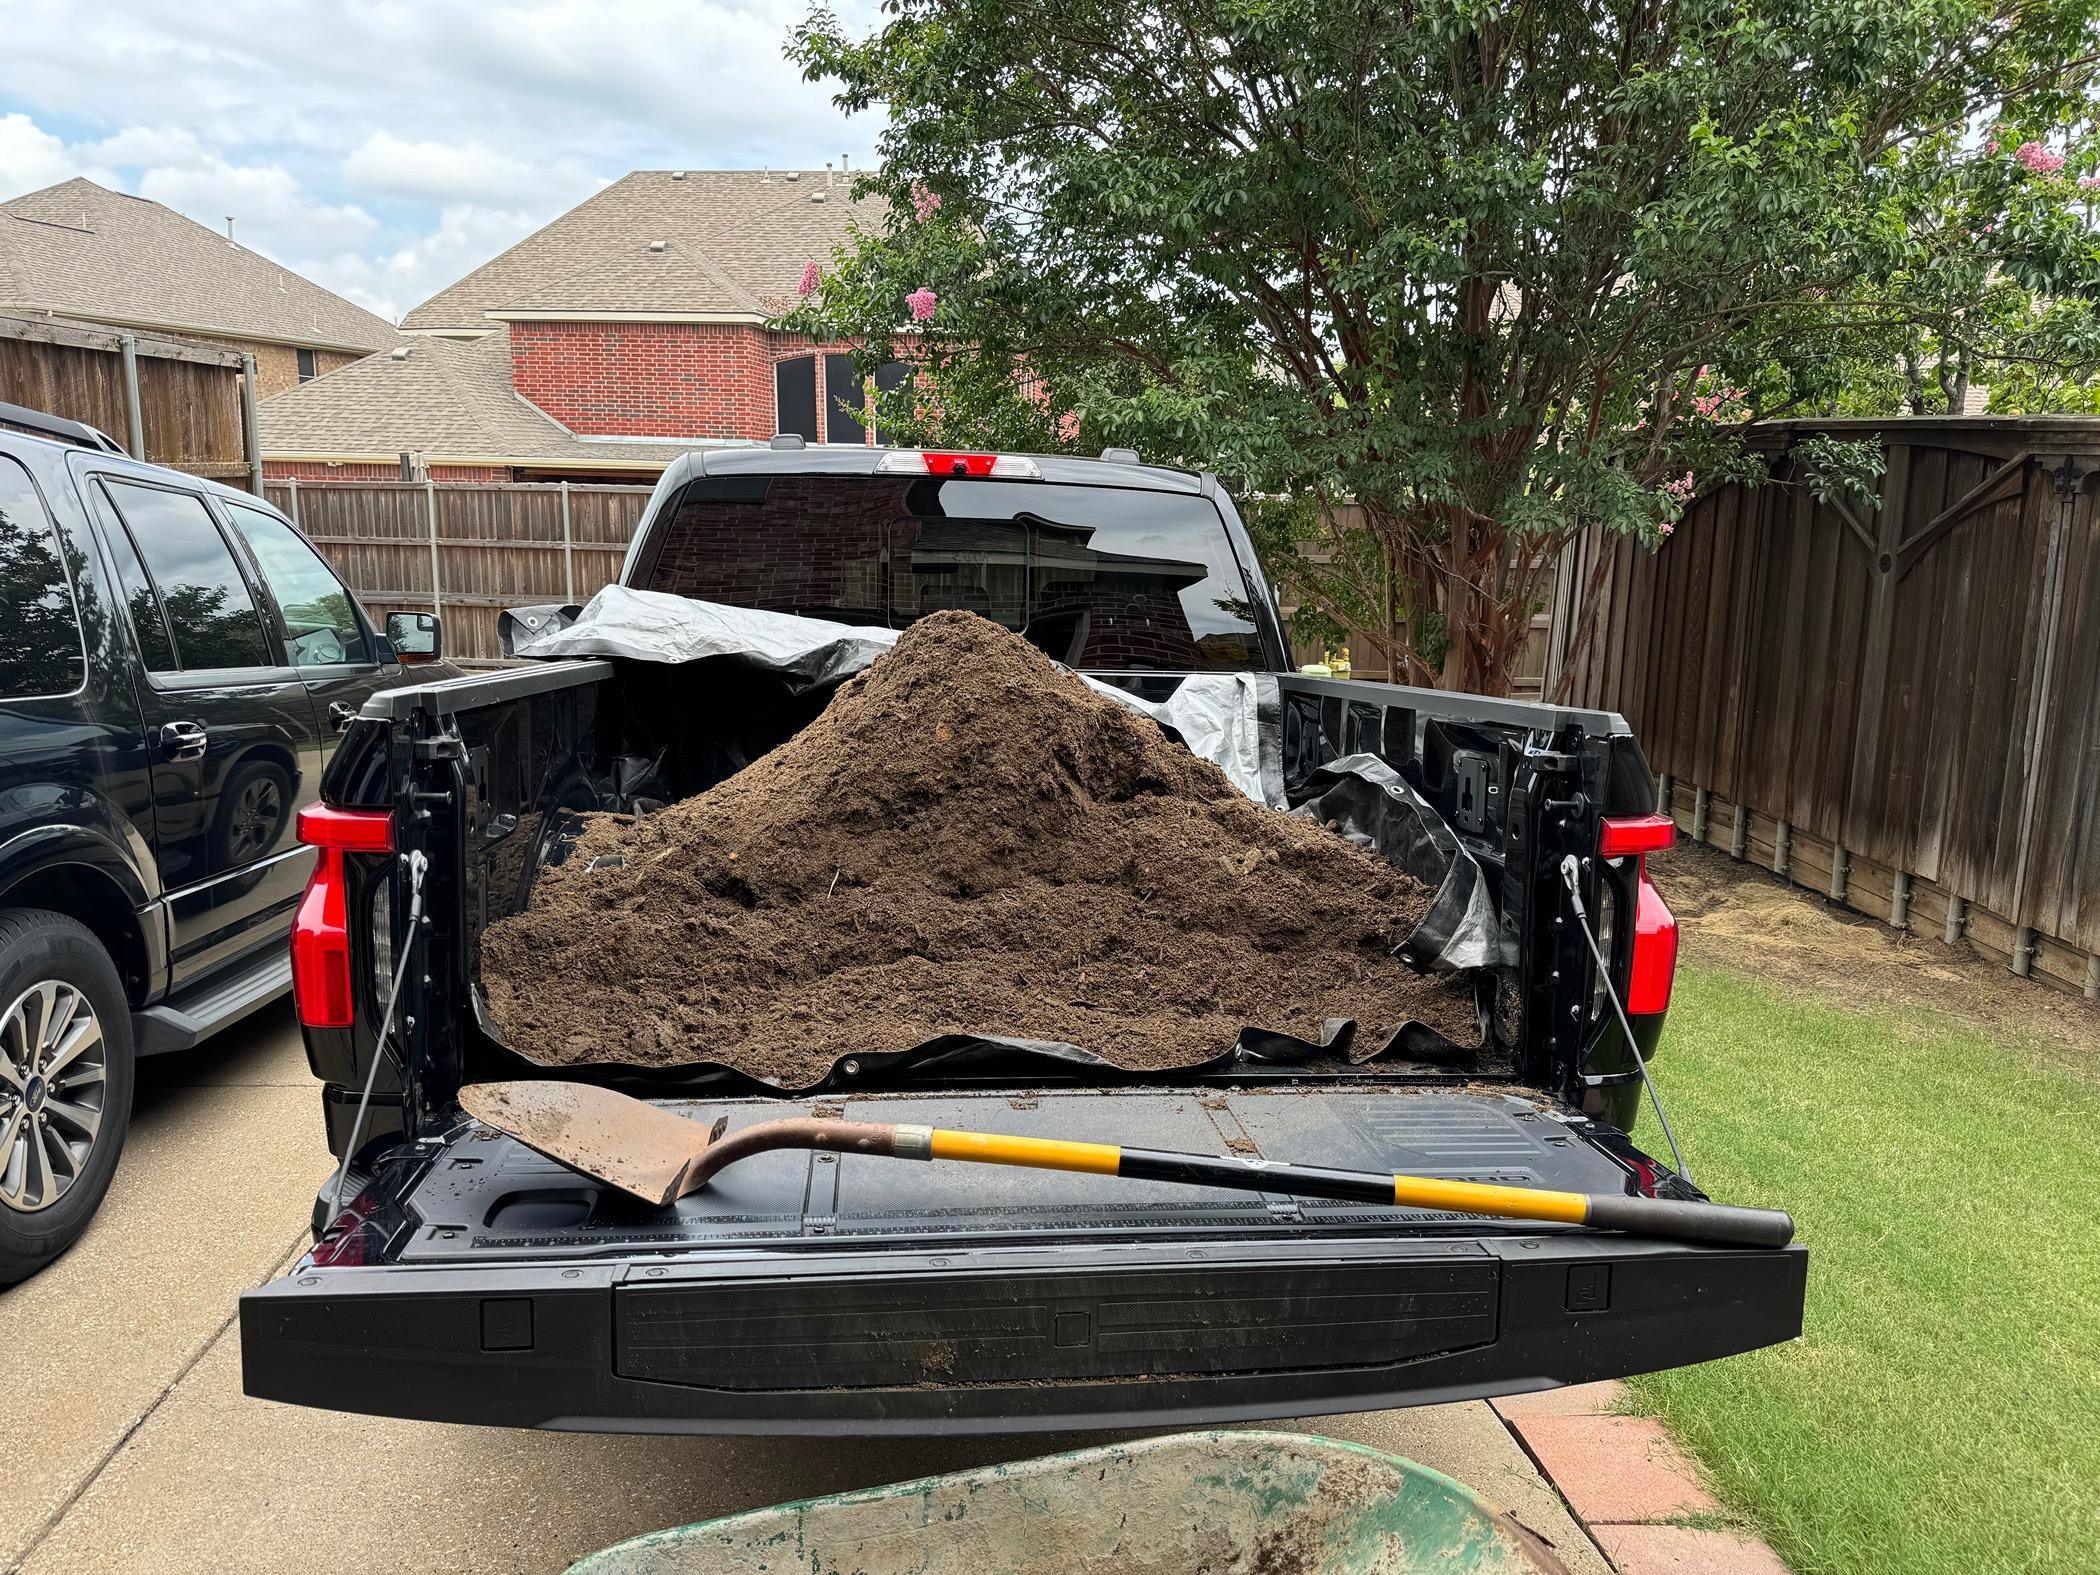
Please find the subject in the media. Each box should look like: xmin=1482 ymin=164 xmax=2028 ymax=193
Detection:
xmin=615 ymin=1262 xmax=1499 ymax=1389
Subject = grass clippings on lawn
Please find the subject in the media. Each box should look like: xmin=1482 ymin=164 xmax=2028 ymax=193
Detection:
xmin=1627 ymin=849 xmax=2100 ymax=1575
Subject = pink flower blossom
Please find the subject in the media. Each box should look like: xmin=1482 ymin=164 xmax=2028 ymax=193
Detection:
xmin=1985 ymin=139 xmax=1999 ymax=154
xmin=906 ymin=287 xmax=939 ymax=322
xmin=2016 ymin=141 xmax=2065 ymax=175
xmin=909 ymin=180 xmax=943 ymax=221
xmin=796 ymin=260 xmax=821 ymax=296
xmin=1663 ymin=470 xmax=1696 ymax=502
xmin=2081 ymin=175 xmax=2100 ymax=191
xmin=1692 ymin=393 xmax=1722 ymax=418
xmin=1659 ymin=520 xmax=1676 ymax=538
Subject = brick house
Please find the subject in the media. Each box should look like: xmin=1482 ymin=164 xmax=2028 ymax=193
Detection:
xmin=0 ymin=178 xmax=394 ymax=396
xmin=259 ymin=168 xmax=902 ymax=482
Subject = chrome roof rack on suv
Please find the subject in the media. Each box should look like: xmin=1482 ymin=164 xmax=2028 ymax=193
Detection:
xmin=0 ymin=399 xmax=127 ymax=455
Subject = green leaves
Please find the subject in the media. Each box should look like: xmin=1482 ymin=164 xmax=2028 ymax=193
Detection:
xmin=783 ymin=0 xmax=2100 ymax=691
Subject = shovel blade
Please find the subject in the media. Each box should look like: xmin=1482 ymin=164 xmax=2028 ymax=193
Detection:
xmin=459 ymin=1082 xmax=724 ymax=1207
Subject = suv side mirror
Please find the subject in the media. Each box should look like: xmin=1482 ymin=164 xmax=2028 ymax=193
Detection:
xmin=385 ymin=611 xmax=442 ymax=665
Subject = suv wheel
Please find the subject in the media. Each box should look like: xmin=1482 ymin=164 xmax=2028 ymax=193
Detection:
xmin=0 ymin=909 xmax=135 ymax=1286
xmin=216 ymin=759 xmax=292 ymax=867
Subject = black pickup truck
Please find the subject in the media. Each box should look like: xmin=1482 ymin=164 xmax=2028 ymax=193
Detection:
xmin=240 ymin=444 xmax=1805 ymax=1434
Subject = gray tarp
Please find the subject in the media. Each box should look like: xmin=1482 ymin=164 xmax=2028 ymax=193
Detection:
xmin=506 ymin=586 xmax=1285 ymax=805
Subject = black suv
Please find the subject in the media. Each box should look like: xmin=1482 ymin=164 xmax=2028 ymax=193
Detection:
xmin=0 ymin=400 xmax=448 ymax=1283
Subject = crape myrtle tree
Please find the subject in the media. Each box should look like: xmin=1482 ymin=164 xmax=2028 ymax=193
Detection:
xmin=781 ymin=0 xmax=2100 ymax=694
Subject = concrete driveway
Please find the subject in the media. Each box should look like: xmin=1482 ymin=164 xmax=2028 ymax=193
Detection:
xmin=0 ymin=1004 xmax=1611 ymax=1574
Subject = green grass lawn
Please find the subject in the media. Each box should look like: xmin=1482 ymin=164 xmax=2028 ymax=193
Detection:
xmin=1630 ymin=960 xmax=2100 ymax=1575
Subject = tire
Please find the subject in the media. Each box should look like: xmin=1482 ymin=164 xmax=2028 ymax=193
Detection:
xmin=0 ymin=908 xmax=136 ymax=1287
xmin=212 ymin=757 xmax=293 ymax=869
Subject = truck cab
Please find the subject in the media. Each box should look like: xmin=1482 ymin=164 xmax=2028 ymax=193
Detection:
xmin=239 ymin=445 xmax=1804 ymax=1432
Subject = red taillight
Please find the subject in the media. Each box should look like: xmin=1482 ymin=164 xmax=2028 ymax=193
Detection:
xmin=1599 ymin=812 xmax=1674 ymax=858
xmin=922 ymin=451 xmax=998 ymax=476
xmin=1627 ymin=868 xmax=1678 ymax=1015
xmin=297 ymin=804 xmax=394 ymax=853
xmin=292 ymin=807 xmax=392 ymax=1029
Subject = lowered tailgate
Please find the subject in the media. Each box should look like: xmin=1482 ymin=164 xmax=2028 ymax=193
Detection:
xmin=241 ymin=1084 xmax=1804 ymax=1433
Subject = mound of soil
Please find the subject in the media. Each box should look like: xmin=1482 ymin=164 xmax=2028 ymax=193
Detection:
xmin=480 ymin=610 xmax=1477 ymax=1084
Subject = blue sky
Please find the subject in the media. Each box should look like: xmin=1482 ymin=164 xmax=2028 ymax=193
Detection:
xmin=0 ymin=1 xmax=883 ymax=322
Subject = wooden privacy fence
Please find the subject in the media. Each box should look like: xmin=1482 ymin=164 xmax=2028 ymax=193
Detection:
xmin=0 ymin=312 xmax=260 ymax=485
xmin=265 ymin=479 xmax=653 ymax=664
xmin=1545 ymin=417 xmax=2100 ymax=997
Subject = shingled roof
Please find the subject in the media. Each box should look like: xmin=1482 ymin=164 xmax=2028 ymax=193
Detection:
xmin=256 ymin=327 xmax=704 ymax=470
xmin=402 ymin=169 xmax=873 ymax=331
xmin=0 ymin=178 xmax=395 ymax=353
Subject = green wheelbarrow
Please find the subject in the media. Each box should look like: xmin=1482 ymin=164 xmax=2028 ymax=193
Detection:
xmin=568 ymin=1431 xmax=1569 ymax=1574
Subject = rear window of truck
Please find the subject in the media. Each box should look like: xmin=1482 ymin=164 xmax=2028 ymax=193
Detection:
xmin=641 ymin=474 xmax=1265 ymax=671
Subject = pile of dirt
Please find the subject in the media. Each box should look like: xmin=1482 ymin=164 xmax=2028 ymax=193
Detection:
xmin=479 ymin=610 xmax=1478 ymax=1084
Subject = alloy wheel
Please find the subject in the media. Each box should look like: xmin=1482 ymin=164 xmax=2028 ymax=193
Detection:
xmin=0 ymin=980 xmax=107 ymax=1213
xmin=229 ymin=775 xmax=283 ymax=861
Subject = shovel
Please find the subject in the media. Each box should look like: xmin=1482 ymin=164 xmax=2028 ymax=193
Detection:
xmin=458 ymin=1081 xmax=1794 ymax=1249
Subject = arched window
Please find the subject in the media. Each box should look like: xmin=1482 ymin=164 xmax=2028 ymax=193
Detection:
xmin=773 ymin=354 xmax=818 ymax=442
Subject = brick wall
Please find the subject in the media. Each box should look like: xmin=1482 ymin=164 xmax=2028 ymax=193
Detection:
xmin=183 ymin=338 xmax=366 ymax=399
xmin=508 ymin=321 xmax=857 ymax=441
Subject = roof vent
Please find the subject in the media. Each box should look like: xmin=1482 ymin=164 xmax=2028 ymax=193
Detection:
xmin=670 ymin=170 xmax=686 ymax=181
xmin=1100 ymin=446 xmax=1141 ymax=463
xmin=647 ymin=239 xmax=667 ymax=252
xmin=390 ymin=346 xmax=413 ymax=361
xmin=769 ymin=433 xmax=807 ymax=450
xmin=810 ymin=191 xmax=827 ymax=203
xmin=785 ymin=170 xmax=800 ymax=182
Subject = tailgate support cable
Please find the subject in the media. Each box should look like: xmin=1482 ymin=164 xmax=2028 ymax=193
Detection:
xmin=1559 ymin=855 xmax=1692 ymax=1185
xmin=330 ymin=849 xmax=429 ymax=1219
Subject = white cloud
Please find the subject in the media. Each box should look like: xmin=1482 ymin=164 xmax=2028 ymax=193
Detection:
xmin=307 ymin=203 xmax=551 ymax=321
xmin=137 ymin=155 xmax=378 ymax=257
xmin=0 ymin=112 xmax=99 ymax=196
xmin=342 ymin=132 xmax=575 ymax=208
xmin=0 ymin=2 xmax=890 ymax=322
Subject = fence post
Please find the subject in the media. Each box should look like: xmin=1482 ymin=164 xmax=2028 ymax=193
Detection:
xmin=1692 ymin=786 xmax=1710 ymax=844
xmin=1730 ymin=804 xmax=1748 ymax=861
xmin=239 ymin=351 xmax=264 ymax=493
xmin=286 ymin=476 xmax=300 ymax=526
xmin=560 ymin=480 xmax=576 ymax=603
xmin=2085 ymin=950 xmax=2099 ymax=1001
xmin=1890 ymin=870 xmax=1912 ymax=930
xmin=2005 ymin=456 xmax=2080 ymax=961
xmin=1943 ymin=895 xmax=1967 ymax=945
xmin=426 ymin=479 xmax=443 ymax=625
xmin=1830 ymin=845 xmax=1850 ymax=904
xmin=118 ymin=334 xmax=145 ymax=459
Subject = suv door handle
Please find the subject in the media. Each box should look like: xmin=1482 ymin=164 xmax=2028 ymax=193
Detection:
xmin=160 ymin=720 xmax=208 ymax=761
xmin=327 ymin=701 xmax=358 ymax=732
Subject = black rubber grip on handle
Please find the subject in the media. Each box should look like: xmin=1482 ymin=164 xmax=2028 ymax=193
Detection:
xmin=1584 ymin=1194 xmax=1795 ymax=1248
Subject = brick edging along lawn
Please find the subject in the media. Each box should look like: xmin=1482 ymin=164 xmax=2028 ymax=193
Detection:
xmin=1494 ymin=1382 xmax=1791 ymax=1575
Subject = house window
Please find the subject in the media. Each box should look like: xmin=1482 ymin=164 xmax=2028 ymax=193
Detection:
xmin=823 ymin=355 xmax=869 ymax=445
xmin=296 ymin=348 xmax=318 ymax=383
xmin=774 ymin=354 xmax=818 ymax=443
